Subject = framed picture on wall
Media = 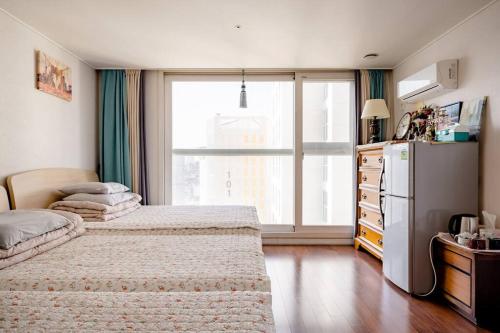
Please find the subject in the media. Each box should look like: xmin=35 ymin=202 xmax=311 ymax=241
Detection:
xmin=437 ymin=102 xmax=462 ymax=131
xmin=36 ymin=50 xmax=72 ymax=101
xmin=460 ymin=96 xmax=487 ymax=141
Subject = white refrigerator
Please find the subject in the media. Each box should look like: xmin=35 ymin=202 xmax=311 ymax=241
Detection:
xmin=382 ymin=142 xmax=478 ymax=294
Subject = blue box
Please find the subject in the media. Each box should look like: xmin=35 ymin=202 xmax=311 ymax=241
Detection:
xmin=436 ymin=129 xmax=469 ymax=142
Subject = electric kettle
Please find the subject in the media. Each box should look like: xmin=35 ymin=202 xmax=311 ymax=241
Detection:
xmin=448 ymin=214 xmax=477 ymax=237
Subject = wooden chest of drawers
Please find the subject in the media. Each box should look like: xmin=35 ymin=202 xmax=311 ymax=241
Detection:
xmin=435 ymin=237 xmax=500 ymax=328
xmin=354 ymin=142 xmax=386 ymax=260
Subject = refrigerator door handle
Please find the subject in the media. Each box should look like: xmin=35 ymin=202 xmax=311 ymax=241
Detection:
xmin=378 ymin=157 xmax=386 ymax=227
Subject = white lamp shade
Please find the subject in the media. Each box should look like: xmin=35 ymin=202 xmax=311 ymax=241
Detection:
xmin=361 ymin=99 xmax=390 ymax=119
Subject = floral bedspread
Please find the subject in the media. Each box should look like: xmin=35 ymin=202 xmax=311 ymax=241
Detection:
xmin=0 ymin=234 xmax=270 ymax=293
xmin=0 ymin=290 xmax=275 ymax=332
xmin=84 ymin=227 xmax=261 ymax=237
xmin=83 ymin=205 xmax=261 ymax=233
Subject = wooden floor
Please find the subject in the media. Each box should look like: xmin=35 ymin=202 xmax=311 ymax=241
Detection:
xmin=263 ymin=245 xmax=492 ymax=333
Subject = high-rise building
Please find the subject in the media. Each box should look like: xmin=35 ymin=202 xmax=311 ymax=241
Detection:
xmin=200 ymin=115 xmax=278 ymax=224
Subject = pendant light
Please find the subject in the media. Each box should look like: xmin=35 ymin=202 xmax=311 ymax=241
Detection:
xmin=239 ymin=69 xmax=247 ymax=108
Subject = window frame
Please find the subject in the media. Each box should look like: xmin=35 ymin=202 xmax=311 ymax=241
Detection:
xmin=294 ymin=72 xmax=355 ymax=235
xmin=163 ymin=71 xmax=355 ymax=238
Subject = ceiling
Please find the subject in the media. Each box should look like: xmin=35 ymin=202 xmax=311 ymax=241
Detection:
xmin=0 ymin=0 xmax=492 ymax=69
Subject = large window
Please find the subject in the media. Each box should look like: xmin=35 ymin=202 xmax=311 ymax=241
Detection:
xmin=166 ymin=72 xmax=355 ymax=232
xmin=170 ymin=78 xmax=294 ymax=225
xmin=302 ymin=80 xmax=354 ymax=226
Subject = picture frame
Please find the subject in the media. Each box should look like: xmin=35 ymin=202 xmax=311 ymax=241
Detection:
xmin=437 ymin=102 xmax=462 ymax=131
xmin=36 ymin=50 xmax=72 ymax=101
xmin=459 ymin=97 xmax=487 ymax=141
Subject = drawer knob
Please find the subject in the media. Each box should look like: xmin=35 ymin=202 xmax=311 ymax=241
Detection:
xmin=361 ymin=230 xmax=367 ymax=236
xmin=362 ymin=175 xmax=368 ymax=182
xmin=362 ymin=193 xmax=367 ymax=200
xmin=378 ymin=156 xmax=383 ymax=163
xmin=378 ymin=239 xmax=383 ymax=246
xmin=362 ymin=157 xmax=368 ymax=163
xmin=361 ymin=212 xmax=367 ymax=218
xmin=377 ymin=218 xmax=383 ymax=225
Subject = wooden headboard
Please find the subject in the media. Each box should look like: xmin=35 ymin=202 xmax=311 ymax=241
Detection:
xmin=7 ymin=168 xmax=99 ymax=209
xmin=0 ymin=186 xmax=9 ymax=212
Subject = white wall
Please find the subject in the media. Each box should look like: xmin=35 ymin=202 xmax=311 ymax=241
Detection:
xmin=0 ymin=10 xmax=97 ymax=186
xmin=393 ymin=1 xmax=500 ymax=218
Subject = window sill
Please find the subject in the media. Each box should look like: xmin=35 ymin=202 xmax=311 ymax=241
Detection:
xmin=262 ymin=226 xmax=354 ymax=245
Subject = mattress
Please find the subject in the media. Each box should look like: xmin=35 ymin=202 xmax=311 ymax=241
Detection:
xmin=0 ymin=290 xmax=275 ymax=332
xmin=0 ymin=234 xmax=270 ymax=293
xmin=83 ymin=205 xmax=261 ymax=236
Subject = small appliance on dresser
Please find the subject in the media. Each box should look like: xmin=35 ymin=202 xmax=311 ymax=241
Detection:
xmin=382 ymin=141 xmax=478 ymax=295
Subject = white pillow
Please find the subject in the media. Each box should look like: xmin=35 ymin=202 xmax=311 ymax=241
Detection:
xmin=63 ymin=193 xmax=141 ymax=206
xmin=60 ymin=182 xmax=129 ymax=195
xmin=0 ymin=210 xmax=71 ymax=249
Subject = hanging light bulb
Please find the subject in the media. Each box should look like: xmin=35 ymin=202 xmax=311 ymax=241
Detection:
xmin=239 ymin=69 xmax=247 ymax=108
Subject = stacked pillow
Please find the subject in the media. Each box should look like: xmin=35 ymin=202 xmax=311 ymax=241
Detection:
xmin=48 ymin=182 xmax=142 ymax=222
xmin=0 ymin=209 xmax=84 ymax=269
xmin=59 ymin=182 xmax=129 ymax=195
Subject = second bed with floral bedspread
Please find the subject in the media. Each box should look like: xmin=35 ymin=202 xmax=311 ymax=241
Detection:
xmin=82 ymin=205 xmax=262 ymax=236
xmin=0 ymin=234 xmax=270 ymax=293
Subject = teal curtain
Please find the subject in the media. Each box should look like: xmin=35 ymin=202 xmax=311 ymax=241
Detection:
xmin=369 ymin=70 xmax=385 ymax=141
xmin=99 ymin=70 xmax=131 ymax=188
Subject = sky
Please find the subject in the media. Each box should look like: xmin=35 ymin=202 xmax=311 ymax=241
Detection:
xmin=172 ymin=81 xmax=294 ymax=148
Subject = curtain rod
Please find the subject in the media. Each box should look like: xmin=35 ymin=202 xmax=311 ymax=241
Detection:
xmin=95 ymin=68 xmax=392 ymax=74
xmin=95 ymin=68 xmax=383 ymax=72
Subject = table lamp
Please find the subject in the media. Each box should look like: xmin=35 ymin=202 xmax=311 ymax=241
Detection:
xmin=361 ymin=99 xmax=390 ymax=143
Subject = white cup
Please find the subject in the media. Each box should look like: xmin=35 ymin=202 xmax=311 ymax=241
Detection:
xmin=454 ymin=233 xmax=472 ymax=246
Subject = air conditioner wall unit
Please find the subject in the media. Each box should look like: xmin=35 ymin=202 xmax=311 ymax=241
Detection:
xmin=397 ymin=59 xmax=458 ymax=103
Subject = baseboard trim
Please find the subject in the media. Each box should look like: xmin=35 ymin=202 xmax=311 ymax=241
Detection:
xmin=263 ymin=238 xmax=354 ymax=245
